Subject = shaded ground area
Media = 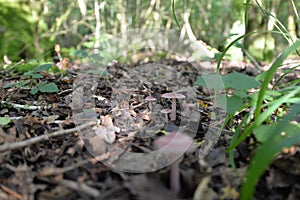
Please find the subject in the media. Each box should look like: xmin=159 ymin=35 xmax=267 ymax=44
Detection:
xmin=0 ymin=58 xmax=300 ymax=200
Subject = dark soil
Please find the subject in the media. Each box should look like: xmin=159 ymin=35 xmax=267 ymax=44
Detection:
xmin=0 ymin=58 xmax=299 ymax=200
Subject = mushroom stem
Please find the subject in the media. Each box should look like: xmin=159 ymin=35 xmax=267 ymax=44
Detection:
xmin=171 ymin=99 xmax=177 ymax=121
xmin=164 ymin=113 xmax=168 ymax=122
xmin=148 ymin=102 xmax=152 ymax=111
xmin=170 ymin=158 xmax=181 ymax=194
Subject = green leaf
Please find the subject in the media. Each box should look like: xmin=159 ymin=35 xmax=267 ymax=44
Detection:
xmin=216 ymin=94 xmax=244 ymax=114
xmin=255 ymin=40 xmax=300 ymax=118
xmin=34 ymin=64 xmax=53 ymax=72
xmin=0 ymin=117 xmax=11 ymax=126
xmin=194 ymin=74 xmax=225 ymax=90
xmin=223 ymin=73 xmax=260 ymax=90
xmin=24 ymin=71 xmax=43 ymax=79
xmin=241 ymin=123 xmax=300 ymax=200
xmin=24 ymin=71 xmax=33 ymax=77
xmin=240 ymin=103 xmax=300 ymax=200
xmin=30 ymin=87 xmax=39 ymax=95
xmin=36 ymin=81 xmax=47 ymax=87
xmin=232 ymin=91 xmax=248 ymax=99
xmin=3 ymin=80 xmax=29 ymax=88
xmin=31 ymin=73 xmax=43 ymax=79
xmin=18 ymin=80 xmax=29 ymax=87
xmin=253 ymin=125 xmax=274 ymax=143
xmin=3 ymin=82 xmax=18 ymax=88
xmin=37 ymin=83 xmax=59 ymax=93
xmin=70 ymin=49 xmax=88 ymax=58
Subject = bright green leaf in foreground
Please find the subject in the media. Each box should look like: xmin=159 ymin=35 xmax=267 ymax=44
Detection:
xmin=0 ymin=117 xmax=11 ymax=126
xmin=223 ymin=73 xmax=260 ymax=90
xmin=194 ymin=74 xmax=225 ymax=90
xmin=241 ymin=104 xmax=300 ymax=200
xmin=216 ymin=94 xmax=244 ymax=114
xmin=253 ymin=125 xmax=274 ymax=143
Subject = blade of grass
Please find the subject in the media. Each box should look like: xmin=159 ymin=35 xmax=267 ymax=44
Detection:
xmin=172 ymin=0 xmax=181 ymax=30
xmin=272 ymin=64 xmax=300 ymax=89
xmin=216 ymin=30 xmax=291 ymax=73
xmin=240 ymin=104 xmax=300 ymax=200
xmin=228 ymin=86 xmax=300 ymax=151
xmin=243 ymin=0 xmax=251 ymax=30
xmin=216 ymin=31 xmax=258 ymax=73
xmin=228 ymin=112 xmax=250 ymax=170
xmin=254 ymin=40 xmax=300 ymax=119
xmin=254 ymin=0 xmax=292 ymax=44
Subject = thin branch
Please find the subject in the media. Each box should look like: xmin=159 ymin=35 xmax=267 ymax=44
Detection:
xmin=38 ymin=177 xmax=100 ymax=198
xmin=0 ymin=184 xmax=23 ymax=200
xmin=1 ymin=101 xmax=52 ymax=110
xmin=0 ymin=121 xmax=96 ymax=153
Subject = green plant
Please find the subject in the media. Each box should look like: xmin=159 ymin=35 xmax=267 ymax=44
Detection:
xmin=194 ymin=72 xmax=260 ymax=115
xmin=195 ymin=38 xmax=300 ymax=199
xmin=30 ymin=81 xmax=59 ymax=95
xmin=3 ymin=63 xmax=59 ymax=95
xmin=0 ymin=117 xmax=11 ymax=126
xmin=241 ymin=104 xmax=300 ymax=200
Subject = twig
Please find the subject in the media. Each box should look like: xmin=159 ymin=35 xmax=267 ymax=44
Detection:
xmin=0 ymin=121 xmax=96 ymax=153
xmin=37 ymin=154 xmax=110 ymax=176
xmin=1 ymin=101 xmax=52 ymax=110
xmin=0 ymin=184 xmax=23 ymax=200
xmin=242 ymin=49 xmax=261 ymax=69
xmin=38 ymin=177 xmax=100 ymax=198
xmin=58 ymin=88 xmax=73 ymax=96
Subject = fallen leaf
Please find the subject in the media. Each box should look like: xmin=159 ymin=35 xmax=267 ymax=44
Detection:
xmin=220 ymin=185 xmax=239 ymax=200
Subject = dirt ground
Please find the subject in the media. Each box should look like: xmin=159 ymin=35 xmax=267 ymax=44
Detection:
xmin=0 ymin=58 xmax=299 ymax=200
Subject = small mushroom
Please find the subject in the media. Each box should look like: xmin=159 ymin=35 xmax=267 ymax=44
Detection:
xmin=154 ymin=132 xmax=196 ymax=195
xmin=161 ymin=92 xmax=186 ymax=121
xmin=161 ymin=108 xmax=172 ymax=122
xmin=145 ymin=95 xmax=157 ymax=111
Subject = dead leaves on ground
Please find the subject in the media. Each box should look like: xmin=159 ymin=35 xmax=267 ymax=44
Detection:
xmin=1 ymin=58 xmax=300 ymax=199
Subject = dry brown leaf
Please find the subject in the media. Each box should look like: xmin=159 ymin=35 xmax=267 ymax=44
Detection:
xmin=87 ymin=136 xmax=106 ymax=155
xmin=220 ymin=185 xmax=239 ymax=200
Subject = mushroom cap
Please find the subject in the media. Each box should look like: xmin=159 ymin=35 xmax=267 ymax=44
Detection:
xmin=161 ymin=108 xmax=172 ymax=114
xmin=145 ymin=95 xmax=157 ymax=101
xmin=161 ymin=92 xmax=186 ymax=99
xmin=154 ymin=132 xmax=196 ymax=154
xmin=182 ymin=103 xmax=196 ymax=110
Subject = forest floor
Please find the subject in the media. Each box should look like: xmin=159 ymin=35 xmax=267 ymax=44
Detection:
xmin=0 ymin=57 xmax=300 ymax=200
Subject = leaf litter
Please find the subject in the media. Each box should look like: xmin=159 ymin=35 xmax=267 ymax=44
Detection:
xmin=0 ymin=58 xmax=299 ymax=199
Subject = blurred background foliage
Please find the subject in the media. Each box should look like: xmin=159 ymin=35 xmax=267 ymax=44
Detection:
xmin=0 ymin=0 xmax=299 ymax=62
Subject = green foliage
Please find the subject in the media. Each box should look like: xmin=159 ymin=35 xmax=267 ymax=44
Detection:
xmin=248 ymin=34 xmax=275 ymax=62
xmin=194 ymin=72 xmax=260 ymax=114
xmin=0 ymin=117 xmax=11 ymax=126
xmin=3 ymin=63 xmax=59 ymax=95
xmin=31 ymin=82 xmax=59 ymax=95
xmin=241 ymin=104 xmax=300 ymax=200
xmin=3 ymin=80 xmax=30 ymax=89
xmin=222 ymin=41 xmax=300 ymax=200
xmin=195 ymin=38 xmax=300 ymax=199
xmin=223 ymin=73 xmax=260 ymax=90
xmin=14 ymin=63 xmax=37 ymax=73
xmin=0 ymin=2 xmax=34 ymax=60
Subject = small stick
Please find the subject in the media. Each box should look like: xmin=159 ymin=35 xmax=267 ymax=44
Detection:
xmin=0 ymin=184 xmax=23 ymax=200
xmin=38 ymin=177 xmax=100 ymax=198
xmin=0 ymin=121 xmax=96 ymax=153
xmin=1 ymin=101 xmax=52 ymax=110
